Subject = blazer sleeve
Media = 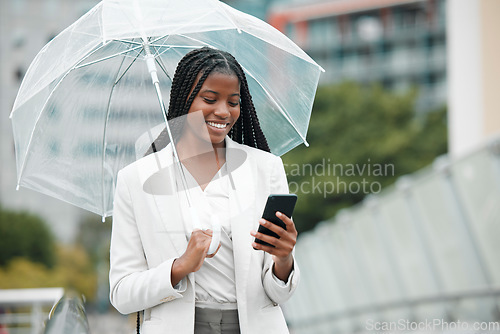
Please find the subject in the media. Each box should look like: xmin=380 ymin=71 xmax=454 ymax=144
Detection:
xmin=109 ymin=168 xmax=185 ymax=315
xmin=261 ymin=156 xmax=300 ymax=304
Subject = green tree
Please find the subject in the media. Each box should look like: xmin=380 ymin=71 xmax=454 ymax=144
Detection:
xmin=0 ymin=207 xmax=56 ymax=268
xmin=282 ymin=82 xmax=447 ymax=233
xmin=0 ymin=245 xmax=97 ymax=302
xmin=0 ymin=207 xmax=98 ymax=301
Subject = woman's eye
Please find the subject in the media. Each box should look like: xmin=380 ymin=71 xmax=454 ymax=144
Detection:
xmin=229 ymin=102 xmax=239 ymax=107
xmin=203 ymin=98 xmax=216 ymax=103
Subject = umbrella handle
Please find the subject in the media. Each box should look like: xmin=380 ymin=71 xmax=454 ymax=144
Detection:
xmin=189 ymin=208 xmax=220 ymax=256
xmin=207 ymin=216 xmax=221 ymax=255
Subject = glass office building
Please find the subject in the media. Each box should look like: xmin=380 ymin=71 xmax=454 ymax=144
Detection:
xmin=269 ymin=0 xmax=447 ymax=112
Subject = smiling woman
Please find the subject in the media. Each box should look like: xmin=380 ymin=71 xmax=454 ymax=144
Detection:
xmin=182 ymin=72 xmax=241 ymax=150
xmin=109 ymin=47 xmax=300 ymax=334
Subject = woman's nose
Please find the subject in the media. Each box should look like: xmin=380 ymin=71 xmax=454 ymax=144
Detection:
xmin=214 ymin=103 xmax=230 ymax=118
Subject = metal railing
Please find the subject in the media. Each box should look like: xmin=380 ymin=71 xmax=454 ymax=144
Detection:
xmin=43 ymin=294 xmax=89 ymax=334
xmin=0 ymin=288 xmax=64 ymax=334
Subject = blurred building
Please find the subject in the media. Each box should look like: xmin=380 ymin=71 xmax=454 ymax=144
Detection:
xmin=268 ymin=0 xmax=447 ymax=112
xmin=0 ymin=0 xmax=99 ymax=242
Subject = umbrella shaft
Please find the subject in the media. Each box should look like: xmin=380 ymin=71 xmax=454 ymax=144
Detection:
xmin=143 ymin=41 xmax=194 ymax=208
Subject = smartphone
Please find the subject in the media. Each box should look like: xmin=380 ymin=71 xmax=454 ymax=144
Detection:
xmin=254 ymin=194 xmax=297 ymax=249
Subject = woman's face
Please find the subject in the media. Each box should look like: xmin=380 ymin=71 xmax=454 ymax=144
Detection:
xmin=186 ymin=71 xmax=241 ymax=148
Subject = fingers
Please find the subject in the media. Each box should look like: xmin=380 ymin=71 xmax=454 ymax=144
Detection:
xmin=258 ymin=218 xmax=286 ymax=238
xmin=183 ymin=230 xmax=219 ymax=272
xmin=256 ymin=214 xmax=297 ymax=240
xmin=189 ymin=230 xmax=214 ymax=255
xmin=194 ymin=229 xmax=213 ymax=237
xmin=251 ymin=228 xmax=279 ymax=247
xmin=251 ymin=233 xmax=293 ymax=258
xmin=190 ymin=229 xmax=219 ymax=256
xmin=252 ymin=241 xmax=277 ymax=254
xmin=251 ymin=228 xmax=294 ymax=250
xmin=206 ymin=243 xmax=221 ymax=258
xmin=251 ymin=213 xmax=297 ymax=258
xmin=276 ymin=212 xmax=297 ymax=233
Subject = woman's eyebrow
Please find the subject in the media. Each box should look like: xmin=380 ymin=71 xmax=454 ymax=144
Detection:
xmin=201 ymin=89 xmax=240 ymax=97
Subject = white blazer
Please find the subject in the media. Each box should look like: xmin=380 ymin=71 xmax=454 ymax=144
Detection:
xmin=109 ymin=137 xmax=300 ymax=334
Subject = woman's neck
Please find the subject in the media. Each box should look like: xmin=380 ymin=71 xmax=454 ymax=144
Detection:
xmin=176 ymin=136 xmax=226 ymax=168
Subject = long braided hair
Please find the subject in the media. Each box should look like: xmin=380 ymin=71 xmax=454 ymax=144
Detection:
xmin=145 ymin=47 xmax=270 ymax=155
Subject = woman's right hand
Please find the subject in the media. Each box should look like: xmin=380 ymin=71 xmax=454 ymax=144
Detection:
xmin=170 ymin=229 xmax=220 ymax=286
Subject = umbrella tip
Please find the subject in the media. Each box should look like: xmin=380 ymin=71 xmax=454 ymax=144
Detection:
xmin=101 ymin=216 xmax=106 ymax=223
xmin=16 ymin=184 xmax=20 ymax=191
xmin=303 ymin=140 xmax=310 ymax=148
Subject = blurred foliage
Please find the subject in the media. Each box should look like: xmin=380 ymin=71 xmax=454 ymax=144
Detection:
xmin=0 ymin=207 xmax=98 ymax=301
xmin=0 ymin=207 xmax=56 ymax=268
xmin=282 ymin=82 xmax=447 ymax=233
xmin=0 ymin=245 xmax=97 ymax=301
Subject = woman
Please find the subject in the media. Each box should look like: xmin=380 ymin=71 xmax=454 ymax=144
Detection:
xmin=109 ymin=47 xmax=299 ymax=334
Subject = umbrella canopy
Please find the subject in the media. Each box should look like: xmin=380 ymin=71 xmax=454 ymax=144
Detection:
xmin=10 ymin=0 xmax=323 ymax=218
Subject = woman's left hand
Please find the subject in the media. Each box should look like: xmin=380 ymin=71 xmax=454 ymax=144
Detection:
xmin=250 ymin=212 xmax=297 ymax=282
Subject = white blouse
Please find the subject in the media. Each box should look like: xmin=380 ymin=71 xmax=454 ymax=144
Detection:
xmin=175 ymin=162 xmax=238 ymax=310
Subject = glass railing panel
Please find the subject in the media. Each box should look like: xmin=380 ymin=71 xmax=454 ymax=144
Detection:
xmin=349 ymin=205 xmax=413 ymax=322
xmin=449 ymin=147 xmax=500 ymax=286
xmin=329 ymin=222 xmax=372 ymax=309
xmin=411 ymin=171 xmax=488 ymax=291
xmin=408 ymin=171 xmax=482 ymax=320
xmin=286 ymin=229 xmax=354 ymax=333
xmin=298 ymin=234 xmax=338 ymax=319
xmin=377 ymin=191 xmax=439 ymax=298
xmin=288 ymin=236 xmax=322 ymax=325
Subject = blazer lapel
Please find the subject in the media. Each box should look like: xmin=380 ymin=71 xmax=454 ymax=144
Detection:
xmin=139 ymin=144 xmax=189 ymax=258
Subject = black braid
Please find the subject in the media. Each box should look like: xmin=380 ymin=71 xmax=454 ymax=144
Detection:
xmin=136 ymin=311 xmax=140 ymax=334
xmin=145 ymin=47 xmax=270 ymax=155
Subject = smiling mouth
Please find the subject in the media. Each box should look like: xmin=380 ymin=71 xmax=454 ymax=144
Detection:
xmin=206 ymin=121 xmax=228 ymax=129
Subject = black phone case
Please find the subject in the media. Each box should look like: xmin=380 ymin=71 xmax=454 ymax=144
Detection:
xmin=254 ymin=194 xmax=297 ymax=248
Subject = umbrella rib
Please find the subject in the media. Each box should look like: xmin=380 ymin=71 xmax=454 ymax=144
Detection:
xmin=167 ymin=34 xmax=215 ymax=50
xmin=154 ymin=56 xmax=172 ymax=82
xmin=149 ymin=44 xmax=206 ymax=57
xmin=113 ymin=48 xmax=142 ymax=85
xmin=146 ymin=35 xmax=206 ymax=54
xmin=101 ymin=50 xmax=131 ymax=218
xmin=240 ymin=66 xmax=310 ymax=147
xmin=74 ymin=44 xmax=143 ymax=69
xmin=214 ymin=1 xmax=241 ymax=33
xmin=113 ymin=37 xmax=190 ymax=49
xmin=72 ymin=37 xmax=194 ymax=70
xmin=16 ymin=42 xmax=110 ymax=188
xmin=112 ymin=38 xmax=143 ymax=46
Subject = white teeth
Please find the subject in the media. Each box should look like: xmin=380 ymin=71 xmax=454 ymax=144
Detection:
xmin=207 ymin=121 xmax=227 ymax=129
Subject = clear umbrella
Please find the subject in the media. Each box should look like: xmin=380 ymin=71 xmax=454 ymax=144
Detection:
xmin=10 ymin=0 xmax=323 ymax=231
